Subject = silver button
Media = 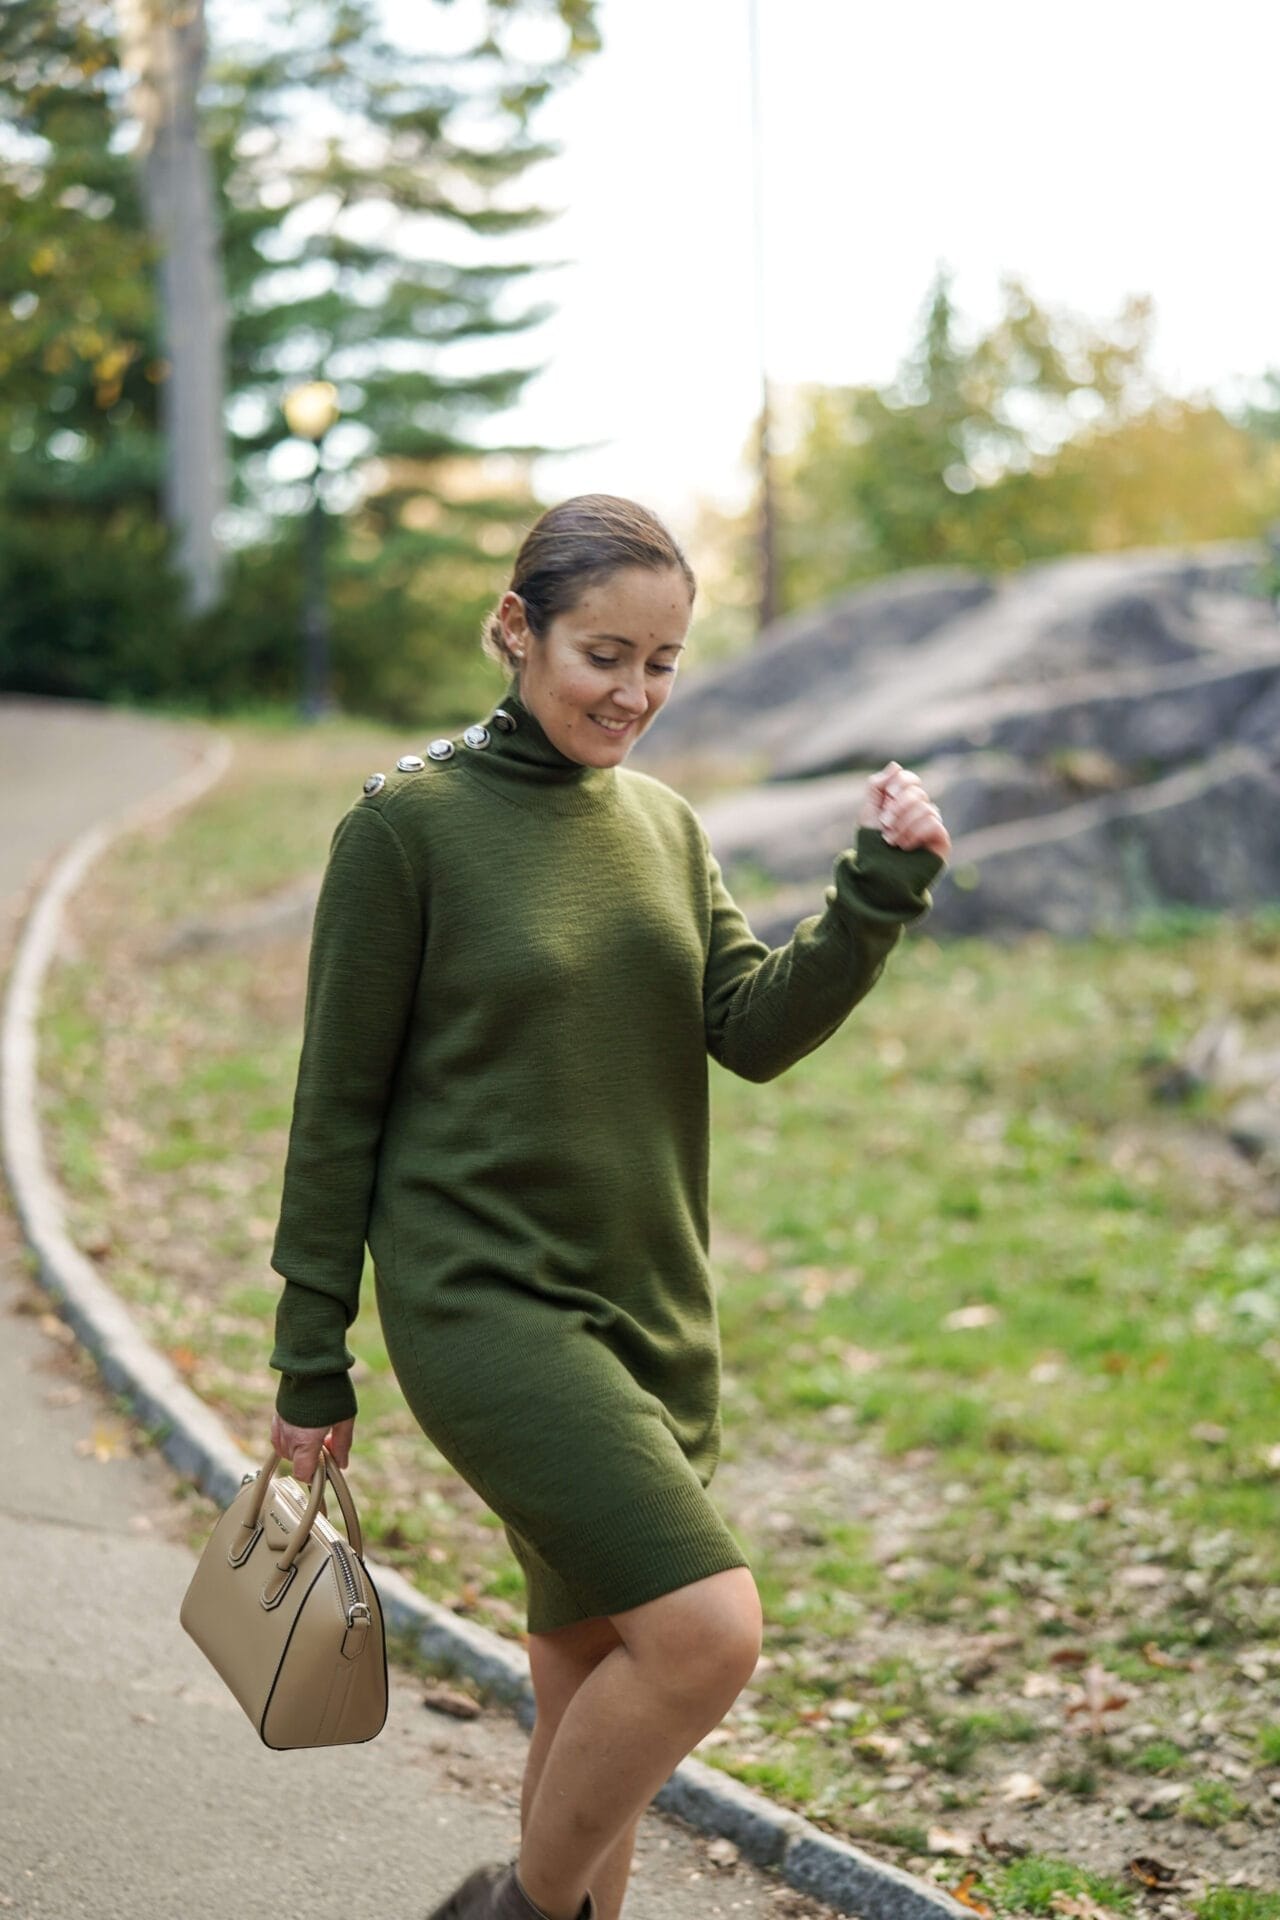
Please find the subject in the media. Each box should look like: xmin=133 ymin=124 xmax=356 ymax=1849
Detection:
xmin=491 ymin=707 xmax=517 ymax=734
xmin=396 ymin=754 xmax=425 ymax=773
xmin=362 ymin=772 xmax=386 ymax=796
xmin=426 ymin=738 xmax=456 ymax=762
xmin=462 ymin=724 xmax=491 ymax=750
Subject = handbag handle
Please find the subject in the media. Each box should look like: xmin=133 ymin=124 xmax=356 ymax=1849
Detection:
xmin=241 ymin=1447 xmax=365 ymax=1570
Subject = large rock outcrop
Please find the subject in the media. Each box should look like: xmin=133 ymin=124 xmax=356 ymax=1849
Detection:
xmin=634 ymin=542 xmax=1280 ymax=939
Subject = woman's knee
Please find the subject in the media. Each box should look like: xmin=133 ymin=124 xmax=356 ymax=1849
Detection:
xmin=528 ymin=1614 xmax=624 ymax=1721
xmin=609 ymin=1566 xmax=763 ymax=1701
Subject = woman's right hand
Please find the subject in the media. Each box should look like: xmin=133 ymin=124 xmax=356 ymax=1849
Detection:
xmin=270 ymin=1410 xmax=355 ymax=1485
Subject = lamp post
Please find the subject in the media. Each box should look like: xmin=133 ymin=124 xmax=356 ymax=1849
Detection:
xmin=283 ymin=380 xmax=341 ymax=720
xmin=747 ymin=0 xmax=778 ymax=636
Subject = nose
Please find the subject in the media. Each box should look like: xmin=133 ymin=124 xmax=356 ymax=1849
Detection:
xmin=608 ymin=674 xmax=648 ymax=716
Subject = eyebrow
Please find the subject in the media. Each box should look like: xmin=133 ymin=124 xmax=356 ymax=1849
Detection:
xmin=588 ymin=633 xmax=686 ymax=651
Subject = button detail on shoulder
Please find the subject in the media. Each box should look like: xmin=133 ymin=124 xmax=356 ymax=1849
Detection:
xmin=362 ymin=772 xmax=386 ymax=796
xmin=491 ymin=707 xmax=517 ymax=734
xmin=427 ymin=738 xmax=456 ymax=762
xmin=396 ymin=754 xmax=426 ymax=773
xmin=463 ymin=723 xmax=491 ymax=750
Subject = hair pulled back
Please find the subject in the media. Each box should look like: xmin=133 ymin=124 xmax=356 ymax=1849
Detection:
xmin=481 ymin=493 xmax=696 ymax=673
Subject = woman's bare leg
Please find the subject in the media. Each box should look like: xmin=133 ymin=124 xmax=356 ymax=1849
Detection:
xmin=522 ymin=1619 xmax=639 ymax=1920
xmin=516 ymin=1567 xmax=763 ymax=1920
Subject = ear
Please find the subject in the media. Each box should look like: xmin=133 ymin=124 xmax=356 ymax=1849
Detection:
xmin=499 ymin=590 xmax=529 ymax=658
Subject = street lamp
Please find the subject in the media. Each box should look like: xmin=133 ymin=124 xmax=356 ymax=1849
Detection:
xmin=283 ymin=379 xmax=341 ymax=720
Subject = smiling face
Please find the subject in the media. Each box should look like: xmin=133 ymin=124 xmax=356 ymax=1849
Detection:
xmin=499 ymin=565 xmax=692 ymax=766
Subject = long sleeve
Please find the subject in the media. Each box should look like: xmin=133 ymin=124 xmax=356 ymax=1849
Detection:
xmin=268 ymin=804 xmax=425 ymax=1427
xmin=703 ymin=824 xmax=945 ymax=1083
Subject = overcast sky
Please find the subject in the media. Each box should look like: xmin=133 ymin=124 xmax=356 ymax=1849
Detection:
xmin=382 ymin=0 xmax=1277 ymax=538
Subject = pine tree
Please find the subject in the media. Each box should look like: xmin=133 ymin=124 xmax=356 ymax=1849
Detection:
xmin=203 ymin=0 xmax=602 ymax=719
xmin=0 ymin=0 xmax=193 ymax=698
xmin=0 ymin=0 xmax=602 ymax=715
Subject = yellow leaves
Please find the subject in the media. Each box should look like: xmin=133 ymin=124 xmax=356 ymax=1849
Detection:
xmin=950 ymin=1870 xmax=993 ymax=1915
xmin=30 ymin=243 xmax=59 ymax=275
xmin=74 ymin=1420 xmax=132 ymax=1462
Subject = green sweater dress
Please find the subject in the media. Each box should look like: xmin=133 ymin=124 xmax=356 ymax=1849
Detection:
xmin=268 ymin=680 xmax=946 ymax=1632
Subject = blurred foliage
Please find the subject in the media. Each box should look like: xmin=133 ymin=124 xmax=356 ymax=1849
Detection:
xmin=695 ymin=267 xmax=1280 ymax=629
xmin=0 ymin=0 xmax=599 ymax=721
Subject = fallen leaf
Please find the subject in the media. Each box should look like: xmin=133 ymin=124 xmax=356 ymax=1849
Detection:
xmin=1048 ymin=1647 xmax=1089 ymax=1667
xmin=1064 ymin=1662 xmax=1132 ymax=1737
xmin=1117 ymin=1564 xmax=1168 ymax=1588
xmin=421 ymin=1684 xmax=482 ymax=1719
xmin=927 ymin=1827 xmax=975 ymax=1857
xmin=1022 ymin=1671 xmax=1064 ymax=1698
xmin=950 ymin=1870 xmax=992 ymax=1915
xmin=955 ymin=1652 xmax=999 ymax=1690
xmin=1130 ymin=1783 xmax=1186 ymax=1819
xmin=1126 ymin=1856 xmax=1183 ymax=1890
xmin=1141 ymin=1643 xmax=1198 ymax=1672
xmin=1050 ymin=1894 xmax=1121 ymax=1920
xmin=978 ymin=1830 xmax=1029 ymax=1861
xmin=943 ymin=1304 xmax=1001 ymax=1330
xmin=838 ymin=1343 xmax=881 ymax=1374
xmin=1000 ymin=1771 xmax=1045 ymax=1804
xmin=73 ymin=1421 xmax=131 ymax=1462
xmin=167 ymin=1344 xmax=200 ymax=1377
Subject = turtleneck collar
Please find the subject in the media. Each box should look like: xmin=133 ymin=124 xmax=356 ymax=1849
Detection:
xmin=452 ymin=677 xmax=620 ymax=816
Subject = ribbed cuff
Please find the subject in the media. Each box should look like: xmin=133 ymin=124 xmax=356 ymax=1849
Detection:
xmin=852 ymin=826 xmax=946 ymax=917
xmin=274 ymin=1367 xmax=358 ymax=1429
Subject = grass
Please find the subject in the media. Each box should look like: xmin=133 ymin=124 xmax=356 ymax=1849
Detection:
xmin=1194 ymin=1895 xmax=1280 ymax=1920
xmin=987 ymin=1855 xmax=1133 ymax=1913
xmin=1183 ymin=1779 xmax=1250 ymax=1829
xmin=32 ymin=715 xmax=1280 ymax=1883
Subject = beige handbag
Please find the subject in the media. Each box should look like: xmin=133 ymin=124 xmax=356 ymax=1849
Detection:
xmin=180 ymin=1446 xmax=388 ymax=1749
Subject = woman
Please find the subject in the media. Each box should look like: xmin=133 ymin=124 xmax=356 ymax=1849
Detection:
xmin=267 ymin=494 xmax=950 ymax=1920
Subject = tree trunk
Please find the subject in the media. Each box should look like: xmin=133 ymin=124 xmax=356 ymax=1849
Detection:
xmin=117 ymin=0 xmax=228 ymax=616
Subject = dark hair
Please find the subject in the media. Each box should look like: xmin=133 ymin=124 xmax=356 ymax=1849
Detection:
xmin=481 ymin=493 xmax=696 ymax=671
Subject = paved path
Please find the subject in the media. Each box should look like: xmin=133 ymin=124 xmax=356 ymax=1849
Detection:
xmin=0 ymin=696 xmax=802 ymax=1920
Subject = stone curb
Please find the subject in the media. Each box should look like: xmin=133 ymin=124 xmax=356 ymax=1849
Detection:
xmin=0 ymin=720 xmax=969 ymax=1920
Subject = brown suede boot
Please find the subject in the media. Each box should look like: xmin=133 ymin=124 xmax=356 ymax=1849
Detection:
xmin=425 ymin=1857 xmax=594 ymax=1920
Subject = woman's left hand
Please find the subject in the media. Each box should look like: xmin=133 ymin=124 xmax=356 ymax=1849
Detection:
xmin=858 ymin=761 xmax=951 ymax=859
